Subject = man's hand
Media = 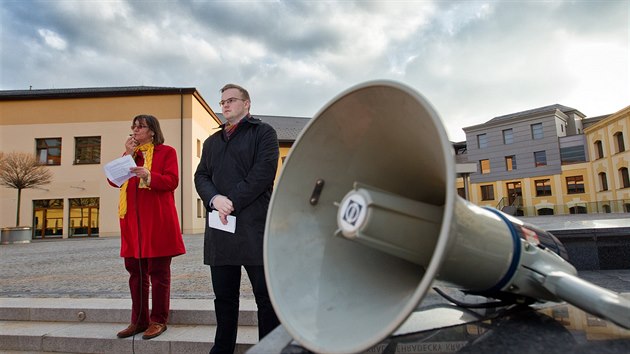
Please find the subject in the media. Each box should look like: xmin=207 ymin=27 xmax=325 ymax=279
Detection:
xmin=213 ymin=195 xmax=234 ymax=224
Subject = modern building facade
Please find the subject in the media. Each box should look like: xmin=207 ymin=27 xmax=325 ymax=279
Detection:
xmin=461 ymin=103 xmax=630 ymax=216
xmin=0 ymin=86 xmax=307 ymax=239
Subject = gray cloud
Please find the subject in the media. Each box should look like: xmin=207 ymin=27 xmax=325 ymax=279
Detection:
xmin=1 ymin=0 xmax=628 ymax=141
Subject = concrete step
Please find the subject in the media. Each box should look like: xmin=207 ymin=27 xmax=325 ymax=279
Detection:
xmin=0 ymin=298 xmax=260 ymax=353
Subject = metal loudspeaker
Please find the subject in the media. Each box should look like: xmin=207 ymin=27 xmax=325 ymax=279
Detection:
xmin=264 ymin=81 xmax=630 ymax=354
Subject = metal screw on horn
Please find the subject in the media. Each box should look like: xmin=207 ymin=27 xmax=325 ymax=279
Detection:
xmin=77 ymin=311 xmax=86 ymax=321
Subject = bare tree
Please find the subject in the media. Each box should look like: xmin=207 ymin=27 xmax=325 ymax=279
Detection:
xmin=0 ymin=152 xmax=53 ymax=227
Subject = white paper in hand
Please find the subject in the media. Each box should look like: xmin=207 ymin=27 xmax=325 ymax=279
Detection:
xmin=208 ymin=210 xmax=236 ymax=233
xmin=103 ymin=155 xmax=136 ymax=187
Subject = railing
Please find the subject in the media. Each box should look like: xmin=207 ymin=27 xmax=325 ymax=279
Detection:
xmin=506 ymin=198 xmax=630 ymax=217
xmin=496 ymin=197 xmax=507 ymax=210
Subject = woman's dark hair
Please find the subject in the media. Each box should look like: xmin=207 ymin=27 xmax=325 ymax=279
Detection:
xmin=133 ymin=114 xmax=165 ymax=145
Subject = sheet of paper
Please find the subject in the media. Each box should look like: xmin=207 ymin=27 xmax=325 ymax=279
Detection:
xmin=208 ymin=210 xmax=236 ymax=233
xmin=103 ymin=155 xmax=137 ymax=187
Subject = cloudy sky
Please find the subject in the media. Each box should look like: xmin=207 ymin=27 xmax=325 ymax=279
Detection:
xmin=1 ymin=0 xmax=628 ymax=141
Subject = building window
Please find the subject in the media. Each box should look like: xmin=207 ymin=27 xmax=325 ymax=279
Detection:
xmin=33 ymin=199 xmax=64 ymax=238
xmin=535 ymin=179 xmax=552 ymax=196
xmin=480 ymin=159 xmax=491 ymax=174
xmin=537 ymin=208 xmax=554 ymax=215
xmin=560 ymin=146 xmax=586 ymax=164
xmin=614 ymin=132 xmax=625 ymax=153
xmin=36 ymin=138 xmax=62 ymax=165
xmin=69 ymin=198 xmax=99 ymax=237
xmin=594 ymin=140 xmax=604 ymax=159
xmin=569 ymin=205 xmax=587 ymax=214
xmin=477 ymin=134 xmax=488 ymax=149
xmin=602 ymin=204 xmax=611 ymax=213
xmin=457 ymin=188 xmax=466 ymax=198
xmin=599 ymin=172 xmax=608 ymax=191
xmin=74 ymin=136 xmax=101 ymax=164
xmin=480 ymin=185 xmax=494 ymax=200
xmin=566 ymin=176 xmax=585 ymax=194
xmin=505 ymin=156 xmax=516 ymax=171
xmin=531 ymin=123 xmax=543 ymax=140
xmin=502 ymin=129 xmax=513 ymax=145
xmin=620 ymin=167 xmax=630 ymax=188
xmin=534 ymin=151 xmax=547 ymax=167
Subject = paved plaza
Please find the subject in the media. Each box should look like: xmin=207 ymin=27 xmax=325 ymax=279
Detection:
xmin=0 ymin=234 xmax=254 ymax=300
xmin=1 ymin=234 xmax=629 ymax=299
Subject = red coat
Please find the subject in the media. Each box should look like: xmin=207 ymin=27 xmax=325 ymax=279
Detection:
xmin=110 ymin=144 xmax=186 ymax=259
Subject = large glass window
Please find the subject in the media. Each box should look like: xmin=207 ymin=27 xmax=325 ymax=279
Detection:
xmin=480 ymin=185 xmax=494 ymax=200
xmin=534 ymin=151 xmax=547 ymax=167
xmin=480 ymin=159 xmax=491 ymax=174
xmin=505 ymin=156 xmax=516 ymax=171
xmin=535 ymin=179 xmax=552 ymax=196
xmin=566 ymin=176 xmax=585 ymax=194
xmin=69 ymin=198 xmax=99 ymax=237
xmin=477 ymin=134 xmax=488 ymax=149
xmin=502 ymin=129 xmax=513 ymax=145
xmin=36 ymin=138 xmax=62 ymax=165
xmin=560 ymin=146 xmax=586 ymax=164
xmin=33 ymin=199 xmax=63 ymax=238
xmin=531 ymin=123 xmax=543 ymax=140
xmin=74 ymin=136 xmax=101 ymax=165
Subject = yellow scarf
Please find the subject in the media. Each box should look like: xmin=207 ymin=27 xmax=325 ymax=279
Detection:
xmin=119 ymin=143 xmax=154 ymax=219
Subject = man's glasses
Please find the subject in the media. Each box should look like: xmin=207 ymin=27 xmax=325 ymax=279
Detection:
xmin=219 ymin=97 xmax=246 ymax=107
xmin=131 ymin=124 xmax=149 ymax=130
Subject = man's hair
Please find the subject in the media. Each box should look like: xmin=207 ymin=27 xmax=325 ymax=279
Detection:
xmin=220 ymin=84 xmax=250 ymax=101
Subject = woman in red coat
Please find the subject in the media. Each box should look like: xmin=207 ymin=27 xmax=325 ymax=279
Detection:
xmin=109 ymin=114 xmax=186 ymax=340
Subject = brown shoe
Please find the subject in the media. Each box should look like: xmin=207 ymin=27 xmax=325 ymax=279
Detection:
xmin=142 ymin=322 xmax=167 ymax=339
xmin=117 ymin=323 xmax=148 ymax=338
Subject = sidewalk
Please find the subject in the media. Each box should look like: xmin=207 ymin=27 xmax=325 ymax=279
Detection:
xmin=1 ymin=234 xmax=629 ymax=298
xmin=0 ymin=234 xmax=253 ymax=299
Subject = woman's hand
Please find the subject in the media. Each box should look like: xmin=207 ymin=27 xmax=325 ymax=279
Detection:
xmin=125 ymin=136 xmax=138 ymax=155
xmin=130 ymin=166 xmax=150 ymax=180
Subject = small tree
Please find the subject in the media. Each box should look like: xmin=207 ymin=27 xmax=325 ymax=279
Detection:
xmin=0 ymin=152 xmax=53 ymax=227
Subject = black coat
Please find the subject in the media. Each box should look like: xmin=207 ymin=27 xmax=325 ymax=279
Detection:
xmin=194 ymin=116 xmax=279 ymax=265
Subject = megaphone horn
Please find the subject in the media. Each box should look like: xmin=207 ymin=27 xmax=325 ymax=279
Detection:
xmin=264 ymin=81 xmax=630 ymax=354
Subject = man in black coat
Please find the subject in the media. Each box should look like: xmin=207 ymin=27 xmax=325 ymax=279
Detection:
xmin=194 ymin=83 xmax=280 ymax=354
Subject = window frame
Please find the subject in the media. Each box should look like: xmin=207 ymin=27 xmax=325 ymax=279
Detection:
xmin=74 ymin=136 xmax=101 ymax=165
xmin=534 ymin=150 xmax=547 ymax=167
xmin=566 ymin=175 xmax=585 ymax=194
xmin=531 ymin=123 xmax=543 ymax=140
xmin=480 ymin=185 xmax=495 ymax=201
xmin=535 ymin=179 xmax=552 ymax=197
xmin=36 ymin=137 xmax=62 ymax=166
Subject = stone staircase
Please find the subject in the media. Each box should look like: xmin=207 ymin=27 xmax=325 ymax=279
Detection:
xmin=0 ymin=297 xmax=260 ymax=353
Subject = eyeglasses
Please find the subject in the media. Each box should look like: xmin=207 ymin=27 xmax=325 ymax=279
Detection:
xmin=219 ymin=97 xmax=246 ymax=107
xmin=131 ymin=124 xmax=149 ymax=130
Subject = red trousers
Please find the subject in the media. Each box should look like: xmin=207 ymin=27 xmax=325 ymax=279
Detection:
xmin=124 ymin=256 xmax=172 ymax=325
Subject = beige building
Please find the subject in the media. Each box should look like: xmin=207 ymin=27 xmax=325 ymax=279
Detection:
xmin=0 ymin=87 xmax=301 ymax=239
xmin=584 ymin=105 xmax=630 ymax=212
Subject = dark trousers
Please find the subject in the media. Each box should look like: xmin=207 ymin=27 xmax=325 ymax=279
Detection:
xmin=124 ymin=256 xmax=172 ymax=326
xmin=210 ymin=265 xmax=280 ymax=354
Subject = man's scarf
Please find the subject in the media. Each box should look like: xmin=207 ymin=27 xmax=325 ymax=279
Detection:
xmin=118 ymin=143 xmax=154 ymax=219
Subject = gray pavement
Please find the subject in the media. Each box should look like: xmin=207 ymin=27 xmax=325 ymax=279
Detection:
xmin=1 ymin=234 xmax=629 ymax=299
xmin=0 ymin=234 xmax=253 ymax=299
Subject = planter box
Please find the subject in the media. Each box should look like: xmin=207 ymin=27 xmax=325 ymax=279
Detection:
xmin=1 ymin=227 xmax=32 ymax=245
